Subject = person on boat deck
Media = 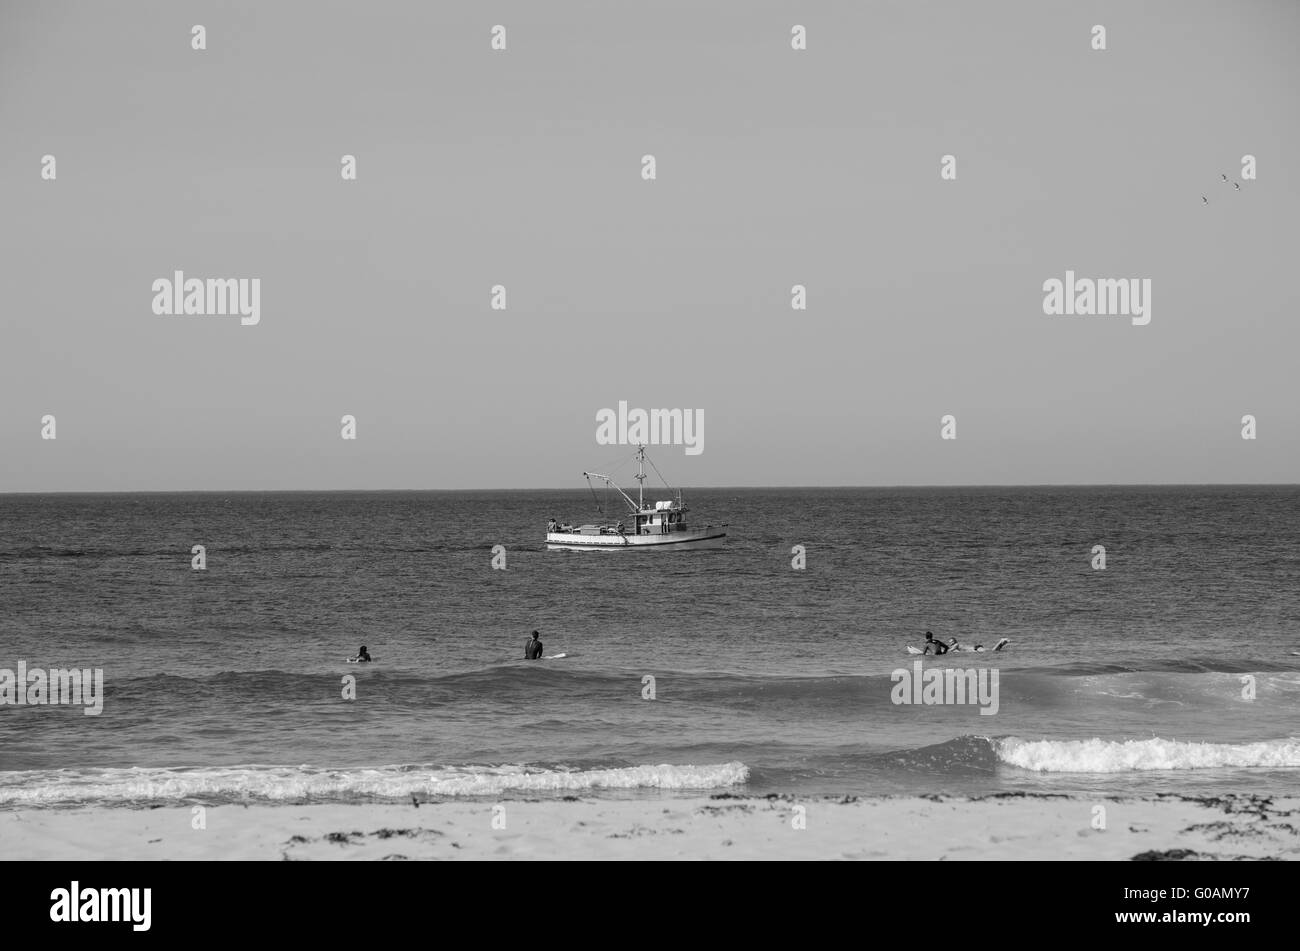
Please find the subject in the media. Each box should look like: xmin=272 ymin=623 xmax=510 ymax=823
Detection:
xmin=922 ymin=631 xmax=949 ymax=656
xmin=352 ymin=645 xmax=372 ymax=663
xmin=524 ymin=630 xmax=544 ymax=660
xmin=548 ymin=518 xmax=558 ymax=532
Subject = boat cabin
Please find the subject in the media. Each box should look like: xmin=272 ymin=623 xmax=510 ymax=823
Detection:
xmin=633 ymin=500 xmax=688 ymax=535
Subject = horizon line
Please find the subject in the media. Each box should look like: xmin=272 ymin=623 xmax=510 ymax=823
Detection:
xmin=2 ymin=481 xmax=1298 ymax=496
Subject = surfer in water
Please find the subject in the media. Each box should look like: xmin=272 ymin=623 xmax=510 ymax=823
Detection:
xmin=524 ymin=630 xmax=544 ymax=660
xmin=922 ymin=631 xmax=950 ymax=656
xmin=350 ymin=645 xmax=372 ymax=663
xmin=942 ymin=636 xmax=1011 ymax=653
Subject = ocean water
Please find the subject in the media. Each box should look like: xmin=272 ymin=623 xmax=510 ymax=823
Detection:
xmin=2 ymin=486 xmax=1298 ymax=808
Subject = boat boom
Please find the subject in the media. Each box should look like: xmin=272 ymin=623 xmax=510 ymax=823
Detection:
xmin=582 ymin=471 xmax=640 ymax=513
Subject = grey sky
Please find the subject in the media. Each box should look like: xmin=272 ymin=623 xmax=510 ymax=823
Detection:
xmin=2 ymin=0 xmax=1297 ymax=490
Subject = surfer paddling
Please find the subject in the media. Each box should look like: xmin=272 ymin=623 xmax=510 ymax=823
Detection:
xmin=921 ymin=632 xmax=949 ymax=656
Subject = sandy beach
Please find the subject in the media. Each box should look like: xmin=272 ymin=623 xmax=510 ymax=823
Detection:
xmin=6 ymin=794 xmax=1297 ymax=861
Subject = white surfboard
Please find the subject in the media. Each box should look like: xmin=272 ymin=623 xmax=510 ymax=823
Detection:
xmin=959 ymin=638 xmax=1010 ymax=652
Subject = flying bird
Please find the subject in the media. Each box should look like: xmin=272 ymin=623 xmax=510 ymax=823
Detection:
xmin=1234 ymin=182 xmax=1240 ymax=190
xmin=1221 ymin=173 xmax=1228 ymax=182
xmin=1202 ymin=196 xmax=1208 ymax=203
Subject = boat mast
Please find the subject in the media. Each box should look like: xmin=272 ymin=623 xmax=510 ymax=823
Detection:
xmin=635 ymin=445 xmax=646 ymax=511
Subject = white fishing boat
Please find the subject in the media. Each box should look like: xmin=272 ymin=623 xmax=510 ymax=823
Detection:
xmin=545 ymin=446 xmax=726 ymax=551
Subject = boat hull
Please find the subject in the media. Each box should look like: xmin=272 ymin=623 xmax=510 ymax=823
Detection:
xmin=545 ymin=530 xmax=726 ymax=551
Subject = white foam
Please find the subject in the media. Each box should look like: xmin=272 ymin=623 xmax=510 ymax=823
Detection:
xmin=0 ymin=761 xmax=750 ymax=806
xmin=996 ymin=736 xmax=1300 ymax=772
xmin=425 ymin=762 xmax=749 ymax=796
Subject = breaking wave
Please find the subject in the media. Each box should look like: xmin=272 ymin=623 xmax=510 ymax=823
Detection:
xmin=995 ymin=737 xmax=1300 ymax=772
xmin=0 ymin=761 xmax=750 ymax=808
